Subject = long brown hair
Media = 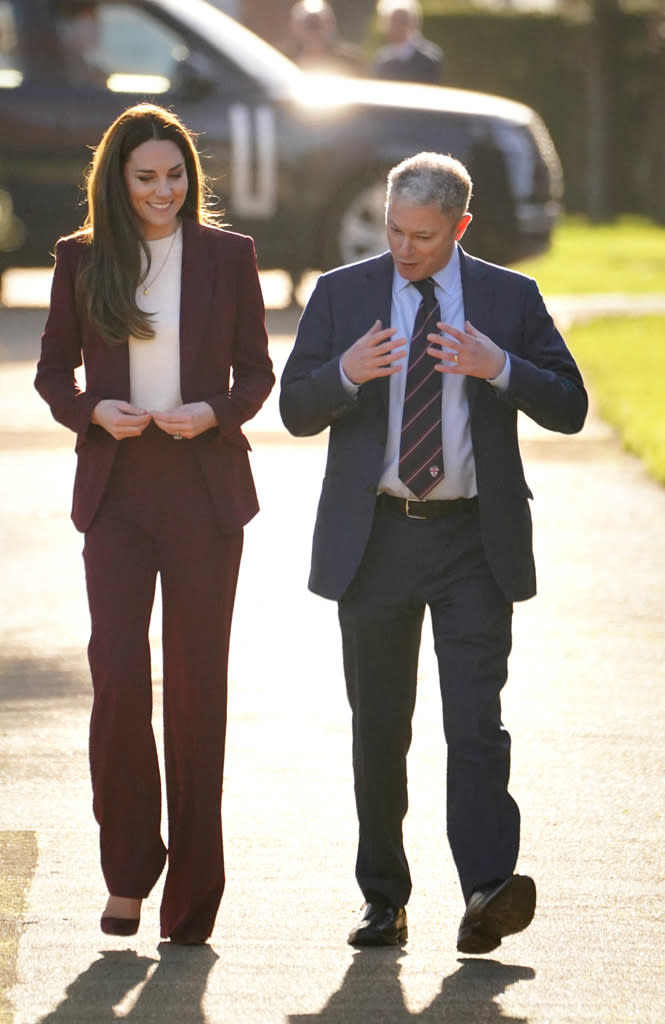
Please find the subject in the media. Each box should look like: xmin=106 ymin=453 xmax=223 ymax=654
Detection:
xmin=75 ymin=103 xmax=218 ymax=345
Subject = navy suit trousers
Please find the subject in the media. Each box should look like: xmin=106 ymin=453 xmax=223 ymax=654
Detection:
xmin=338 ymin=498 xmax=520 ymax=907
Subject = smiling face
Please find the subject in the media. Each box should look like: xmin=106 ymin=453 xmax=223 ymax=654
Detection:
xmin=123 ymin=138 xmax=188 ymax=239
xmin=386 ymin=197 xmax=471 ymax=281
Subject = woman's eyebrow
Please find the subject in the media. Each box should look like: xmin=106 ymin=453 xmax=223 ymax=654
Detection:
xmin=135 ymin=162 xmax=184 ymax=173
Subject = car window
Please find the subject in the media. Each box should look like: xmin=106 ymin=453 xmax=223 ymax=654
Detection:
xmin=0 ymin=1 xmax=22 ymax=88
xmin=54 ymin=1 xmax=215 ymax=95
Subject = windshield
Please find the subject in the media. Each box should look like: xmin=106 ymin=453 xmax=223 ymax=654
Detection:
xmin=153 ymin=0 xmax=301 ymax=97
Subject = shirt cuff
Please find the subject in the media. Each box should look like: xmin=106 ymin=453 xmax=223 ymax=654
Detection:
xmin=339 ymin=357 xmax=360 ymax=394
xmin=487 ymin=351 xmax=510 ymax=391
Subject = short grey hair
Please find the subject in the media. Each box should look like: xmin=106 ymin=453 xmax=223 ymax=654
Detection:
xmin=386 ymin=153 xmax=472 ymax=218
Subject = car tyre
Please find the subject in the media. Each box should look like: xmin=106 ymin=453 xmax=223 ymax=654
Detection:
xmin=321 ymin=167 xmax=391 ymax=271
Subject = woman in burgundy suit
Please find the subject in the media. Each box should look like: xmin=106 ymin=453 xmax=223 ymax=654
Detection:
xmin=35 ymin=103 xmax=274 ymax=944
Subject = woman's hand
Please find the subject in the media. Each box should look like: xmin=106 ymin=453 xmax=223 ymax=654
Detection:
xmin=151 ymin=402 xmax=218 ymax=439
xmin=91 ymin=400 xmax=152 ymax=440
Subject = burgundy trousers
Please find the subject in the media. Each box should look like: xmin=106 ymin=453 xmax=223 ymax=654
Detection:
xmin=83 ymin=424 xmax=243 ymax=941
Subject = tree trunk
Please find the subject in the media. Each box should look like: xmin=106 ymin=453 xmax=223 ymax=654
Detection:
xmin=585 ymin=0 xmax=621 ymax=221
xmin=644 ymin=4 xmax=665 ymax=222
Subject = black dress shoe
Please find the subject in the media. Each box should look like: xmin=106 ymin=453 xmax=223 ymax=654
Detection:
xmin=347 ymin=902 xmax=408 ymax=947
xmin=167 ymin=933 xmax=209 ymax=946
xmin=456 ymin=874 xmax=536 ymax=955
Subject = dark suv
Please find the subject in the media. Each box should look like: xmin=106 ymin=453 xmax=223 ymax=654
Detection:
xmin=0 ymin=0 xmax=562 ymax=289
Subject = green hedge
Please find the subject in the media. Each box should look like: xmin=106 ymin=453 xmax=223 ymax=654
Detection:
xmin=417 ymin=11 xmax=656 ymax=218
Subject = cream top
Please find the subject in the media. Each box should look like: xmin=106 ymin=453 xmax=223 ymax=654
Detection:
xmin=129 ymin=226 xmax=183 ymax=411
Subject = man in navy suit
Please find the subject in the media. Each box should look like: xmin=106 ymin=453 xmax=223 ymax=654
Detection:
xmin=280 ymin=153 xmax=587 ymax=953
xmin=373 ymin=0 xmax=444 ymax=84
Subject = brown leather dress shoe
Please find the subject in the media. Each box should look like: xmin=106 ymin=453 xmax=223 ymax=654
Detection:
xmin=347 ymin=902 xmax=408 ymax=947
xmin=456 ymin=874 xmax=536 ymax=955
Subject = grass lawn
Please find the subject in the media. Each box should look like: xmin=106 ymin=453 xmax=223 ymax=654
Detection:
xmin=567 ymin=315 xmax=665 ymax=485
xmin=514 ymin=216 xmax=665 ymax=486
xmin=515 ymin=215 xmax=665 ymax=294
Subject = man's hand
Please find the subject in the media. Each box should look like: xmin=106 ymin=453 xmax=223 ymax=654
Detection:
xmin=91 ymin=400 xmax=151 ymax=440
xmin=151 ymin=402 xmax=218 ymax=439
xmin=427 ymin=320 xmax=506 ymax=380
xmin=341 ymin=320 xmax=407 ymax=385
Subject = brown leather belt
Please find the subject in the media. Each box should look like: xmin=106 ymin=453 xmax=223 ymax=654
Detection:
xmin=377 ymin=493 xmax=478 ymax=520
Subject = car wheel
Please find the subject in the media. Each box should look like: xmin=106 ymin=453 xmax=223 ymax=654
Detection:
xmin=322 ymin=169 xmax=389 ymax=270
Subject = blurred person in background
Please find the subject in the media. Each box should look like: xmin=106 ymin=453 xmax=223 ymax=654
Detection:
xmin=372 ymin=0 xmax=444 ymax=84
xmin=54 ymin=0 xmax=106 ymax=85
xmin=284 ymin=0 xmax=365 ymax=75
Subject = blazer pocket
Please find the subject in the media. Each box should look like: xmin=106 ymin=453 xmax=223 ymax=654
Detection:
xmin=211 ymin=428 xmax=252 ymax=452
xmin=75 ymin=422 xmax=109 ymax=453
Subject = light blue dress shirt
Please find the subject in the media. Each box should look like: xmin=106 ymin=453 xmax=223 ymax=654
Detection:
xmin=341 ymin=243 xmax=510 ymax=500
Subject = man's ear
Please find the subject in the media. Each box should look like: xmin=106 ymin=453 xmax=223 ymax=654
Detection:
xmin=455 ymin=212 xmax=473 ymax=241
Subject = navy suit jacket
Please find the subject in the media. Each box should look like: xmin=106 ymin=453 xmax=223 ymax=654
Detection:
xmin=279 ymin=247 xmax=588 ymax=603
xmin=373 ymin=38 xmax=444 ymax=84
xmin=35 ymin=218 xmax=274 ymax=533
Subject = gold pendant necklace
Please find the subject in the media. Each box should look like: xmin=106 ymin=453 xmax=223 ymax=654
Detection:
xmin=142 ymin=229 xmax=178 ymax=295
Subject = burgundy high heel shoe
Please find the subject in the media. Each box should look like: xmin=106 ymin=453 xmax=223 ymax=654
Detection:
xmin=100 ymin=914 xmax=140 ymax=936
xmin=100 ymin=896 xmax=141 ymax=936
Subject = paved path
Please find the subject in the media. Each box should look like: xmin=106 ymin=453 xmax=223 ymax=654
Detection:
xmin=1 ymin=303 xmax=664 ymax=1023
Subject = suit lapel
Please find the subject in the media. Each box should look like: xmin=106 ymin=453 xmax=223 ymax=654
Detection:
xmin=358 ymin=251 xmax=394 ymax=323
xmin=359 ymin=252 xmax=394 ymax=416
xmin=459 ymin=246 xmax=494 ymax=415
xmin=356 ymin=248 xmax=493 ymax=420
xmin=179 ymin=219 xmax=215 ymax=401
xmin=97 ymin=328 xmax=130 ymax=399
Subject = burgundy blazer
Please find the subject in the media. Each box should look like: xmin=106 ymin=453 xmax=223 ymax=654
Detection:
xmin=35 ymin=218 xmax=274 ymax=533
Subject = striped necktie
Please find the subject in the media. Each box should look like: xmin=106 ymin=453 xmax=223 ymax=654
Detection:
xmin=398 ymin=277 xmax=444 ymax=498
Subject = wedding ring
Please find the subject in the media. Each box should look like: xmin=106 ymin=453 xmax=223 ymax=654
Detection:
xmin=453 ymin=353 xmax=459 ymax=364
xmin=173 ymin=433 xmax=183 ymax=440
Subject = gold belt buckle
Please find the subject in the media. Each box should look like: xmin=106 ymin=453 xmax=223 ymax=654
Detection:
xmin=405 ymin=499 xmax=428 ymax=520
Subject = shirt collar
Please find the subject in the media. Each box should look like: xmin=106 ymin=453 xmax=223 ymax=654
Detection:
xmin=383 ymin=39 xmax=417 ymax=60
xmin=393 ymin=242 xmax=461 ymax=297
